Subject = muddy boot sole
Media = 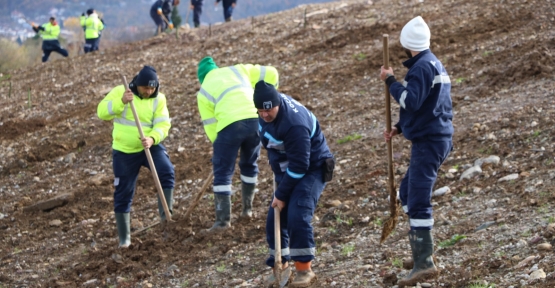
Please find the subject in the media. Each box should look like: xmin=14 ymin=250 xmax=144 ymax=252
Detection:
xmin=290 ymin=271 xmax=317 ymax=288
xmin=397 ymin=267 xmax=439 ymax=287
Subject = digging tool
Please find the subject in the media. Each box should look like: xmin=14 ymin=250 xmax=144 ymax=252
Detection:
xmin=273 ymin=180 xmax=291 ymax=287
xmin=161 ymin=13 xmax=174 ymax=29
xmin=380 ymin=34 xmax=399 ymax=244
xmin=121 ymin=75 xmax=172 ymax=222
xmin=182 ymin=170 xmax=214 ymax=222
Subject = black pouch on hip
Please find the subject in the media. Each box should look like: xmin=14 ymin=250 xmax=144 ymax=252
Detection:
xmin=322 ymin=157 xmax=335 ymax=182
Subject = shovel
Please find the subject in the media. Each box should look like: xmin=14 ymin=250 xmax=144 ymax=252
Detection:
xmin=273 ymin=181 xmax=291 ymax=287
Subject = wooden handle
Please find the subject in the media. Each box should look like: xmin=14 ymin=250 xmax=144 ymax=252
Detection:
xmin=182 ymin=171 xmax=214 ymax=221
xmin=383 ymin=35 xmax=396 ymax=216
xmin=274 ymin=206 xmax=282 ymax=268
xmin=121 ymin=75 xmax=172 ymax=221
xmin=273 ymin=178 xmax=282 ymax=271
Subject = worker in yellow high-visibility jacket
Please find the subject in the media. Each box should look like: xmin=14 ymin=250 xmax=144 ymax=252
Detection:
xmin=196 ymin=56 xmax=279 ymax=232
xmin=80 ymin=8 xmax=104 ymax=53
xmin=30 ymin=17 xmax=69 ymax=62
xmin=97 ymin=66 xmax=175 ymax=248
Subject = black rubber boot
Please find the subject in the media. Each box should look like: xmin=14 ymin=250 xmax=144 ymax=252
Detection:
xmin=157 ymin=188 xmax=174 ymax=222
xmin=241 ymin=183 xmax=256 ymax=218
xmin=115 ymin=213 xmax=131 ymax=248
xmin=207 ymin=194 xmax=231 ymax=232
xmin=398 ymin=230 xmax=439 ymax=287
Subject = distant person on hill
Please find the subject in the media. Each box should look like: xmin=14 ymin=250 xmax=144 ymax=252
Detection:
xmin=30 ymin=17 xmax=69 ymax=62
xmin=253 ymin=81 xmax=334 ymax=288
xmin=195 ymin=56 xmax=279 ymax=232
xmin=97 ymin=66 xmax=175 ymax=248
xmin=80 ymin=8 xmax=104 ymax=53
xmin=150 ymin=0 xmax=181 ymax=34
xmin=215 ymin=0 xmax=236 ymax=22
xmin=190 ymin=0 xmax=203 ymax=28
xmin=380 ymin=16 xmax=453 ymax=286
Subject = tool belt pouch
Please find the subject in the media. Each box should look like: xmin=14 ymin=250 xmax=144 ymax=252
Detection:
xmin=322 ymin=157 xmax=335 ymax=182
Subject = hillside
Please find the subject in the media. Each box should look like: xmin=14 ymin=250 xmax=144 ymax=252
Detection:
xmin=0 ymin=0 xmax=337 ymax=32
xmin=1 ymin=0 xmax=555 ymax=287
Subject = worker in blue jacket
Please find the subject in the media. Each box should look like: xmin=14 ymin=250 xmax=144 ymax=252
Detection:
xmin=254 ymin=81 xmax=334 ymax=288
xmin=380 ymin=16 xmax=453 ymax=286
xmin=150 ymin=0 xmax=180 ymax=34
xmin=190 ymin=0 xmax=203 ymax=28
xmin=215 ymin=0 xmax=236 ymax=22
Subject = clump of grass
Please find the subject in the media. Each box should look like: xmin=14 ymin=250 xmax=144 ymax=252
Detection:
xmin=438 ymin=234 xmax=466 ymax=248
xmin=337 ymin=133 xmax=362 ymax=144
xmin=341 ymin=243 xmax=355 ymax=256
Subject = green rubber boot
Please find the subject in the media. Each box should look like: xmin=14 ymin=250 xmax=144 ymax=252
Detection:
xmin=115 ymin=213 xmax=131 ymax=248
xmin=157 ymin=188 xmax=174 ymax=221
xmin=206 ymin=194 xmax=231 ymax=232
xmin=241 ymin=183 xmax=256 ymax=218
xmin=398 ymin=230 xmax=439 ymax=287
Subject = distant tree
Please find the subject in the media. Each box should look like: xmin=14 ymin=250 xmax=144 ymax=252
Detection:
xmin=171 ymin=6 xmax=182 ymax=28
xmin=0 ymin=38 xmax=30 ymax=73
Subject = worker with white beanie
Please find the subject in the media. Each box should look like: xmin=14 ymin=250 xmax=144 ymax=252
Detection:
xmin=379 ymin=16 xmax=454 ymax=286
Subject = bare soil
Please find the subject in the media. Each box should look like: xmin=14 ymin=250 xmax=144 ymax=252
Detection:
xmin=1 ymin=0 xmax=554 ymax=287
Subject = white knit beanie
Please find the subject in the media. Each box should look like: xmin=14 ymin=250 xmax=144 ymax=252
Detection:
xmin=400 ymin=16 xmax=431 ymax=51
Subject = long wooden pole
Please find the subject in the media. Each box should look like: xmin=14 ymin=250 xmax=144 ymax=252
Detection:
xmin=121 ymin=75 xmax=172 ymax=222
xmin=182 ymin=171 xmax=214 ymax=222
xmin=380 ymin=34 xmax=398 ymax=244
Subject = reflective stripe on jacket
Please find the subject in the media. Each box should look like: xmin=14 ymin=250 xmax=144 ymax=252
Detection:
xmin=197 ymin=64 xmax=279 ymax=142
xmin=97 ymin=85 xmax=171 ymax=153
xmin=38 ymin=23 xmax=60 ymax=40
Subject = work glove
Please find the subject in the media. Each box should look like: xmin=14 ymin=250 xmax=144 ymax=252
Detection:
xmin=157 ymin=8 xmax=162 ymax=15
xmin=169 ymin=22 xmax=174 ymax=29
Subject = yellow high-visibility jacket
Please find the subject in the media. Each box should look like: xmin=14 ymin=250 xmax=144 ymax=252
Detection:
xmin=37 ymin=22 xmax=60 ymax=40
xmin=197 ymin=64 xmax=279 ymax=143
xmin=97 ymin=85 xmax=171 ymax=153
xmin=80 ymin=14 xmax=104 ymax=39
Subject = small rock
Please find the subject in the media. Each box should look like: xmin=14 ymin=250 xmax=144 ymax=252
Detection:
xmin=498 ymin=173 xmax=519 ymax=182
xmin=460 ymin=166 xmax=482 ymax=180
xmin=358 ymin=264 xmax=372 ymax=271
xmin=432 ymin=186 xmax=450 ymax=197
xmin=537 ymin=243 xmax=552 ymax=251
xmin=474 ymin=155 xmax=501 ymax=167
xmin=325 ymin=200 xmax=342 ymax=208
xmin=529 ymin=269 xmax=546 ymax=280
xmin=49 ymin=219 xmax=62 ymax=227
xmin=112 ymin=253 xmax=123 ymax=264
xmin=421 ymin=283 xmax=432 ymax=288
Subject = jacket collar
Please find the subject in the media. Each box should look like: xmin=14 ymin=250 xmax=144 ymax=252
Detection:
xmin=402 ymin=49 xmax=431 ymax=68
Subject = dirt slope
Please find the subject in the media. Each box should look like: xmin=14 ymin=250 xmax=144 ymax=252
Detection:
xmin=1 ymin=0 xmax=554 ymax=287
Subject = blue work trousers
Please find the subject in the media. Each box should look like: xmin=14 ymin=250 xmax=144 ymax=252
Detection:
xmin=265 ymin=168 xmax=325 ymax=267
xmin=212 ymin=119 xmax=260 ymax=195
xmin=84 ymin=38 xmax=100 ymax=53
xmin=41 ymin=40 xmax=68 ymax=62
xmin=222 ymin=1 xmax=234 ymax=19
xmin=112 ymin=144 xmax=175 ymax=213
xmin=399 ymin=140 xmax=452 ymax=230
xmin=193 ymin=5 xmax=202 ymax=27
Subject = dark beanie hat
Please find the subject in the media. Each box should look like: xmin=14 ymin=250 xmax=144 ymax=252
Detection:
xmin=253 ymin=81 xmax=281 ymax=110
xmin=135 ymin=66 xmax=159 ymax=87
xmin=197 ymin=56 xmax=218 ymax=84
xmin=86 ymin=8 xmax=94 ymax=15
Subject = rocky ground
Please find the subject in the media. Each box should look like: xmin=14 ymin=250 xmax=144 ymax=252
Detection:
xmin=1 ymin=0 xmax=555 ymax=287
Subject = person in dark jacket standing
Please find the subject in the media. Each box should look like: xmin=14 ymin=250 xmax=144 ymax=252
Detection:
xmin=254 ymin=81 xmax=334 ymax=288
xmin=380 ymin=16 xmax=453 ymax=286
xmin=190 ymin=0 xmax=203 ymax=28
xmin=215 ymin=0 xmax=236 ymax=22
xmin=150 ymin=0 xmax=180 ymax=34
xmin=31 ymin=17 xmax=69 ymax=62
